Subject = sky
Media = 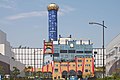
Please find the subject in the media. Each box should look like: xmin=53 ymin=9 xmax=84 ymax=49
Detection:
xmin=0 ymin=0 xmax=120 ymax=48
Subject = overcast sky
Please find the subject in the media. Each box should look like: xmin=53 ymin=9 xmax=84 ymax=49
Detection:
xmin=0 ymin=0 xmax=120 ymax=48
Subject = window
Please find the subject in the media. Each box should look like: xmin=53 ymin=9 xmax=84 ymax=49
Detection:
xmin=73 ymin=64 xmax=75 ymax=67
xmin=94 ymin=51 xmax=97 ymax=54
xmin=78 ymin=60 xmax=82 ymax=62
xmin=85 ymin=69 xmax=88 ymax=72
xmin=60 ymin=50 xmax=67 ymax=53
xmin=56 ymin=64 xmax=58 ymax=67
xmin=78 ymin=64 xmax=82 ymax=67
xmin=90 ymin=60 xmax=92 ymax=62
xmin=68 ymin=50 xmax=75 ymax=53
xmin=85 ymin=64 xmax=90 ymax=66
xmin=76 ymin=51 xmax=83 ymax=53
xmin=85 ymin=51 xmax=92 ymax=53
xmin=58 ymin=76 xmax=60 ymax=79
xmin=54 ymin=77 xmax=56 ymax=79
xmin=54 ymin=69 xmax=58 ymax=72
xmin=53 ymin=53 xmax=59 ymax=57
xmin=86 ymin=60 xmax=88 ymax=62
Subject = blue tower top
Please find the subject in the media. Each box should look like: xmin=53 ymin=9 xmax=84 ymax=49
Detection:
xmin=47 ymin=3 xmax=59 ymax=41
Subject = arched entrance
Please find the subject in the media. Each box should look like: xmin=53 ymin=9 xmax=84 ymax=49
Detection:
xmin=69 ymin=70 xmax=76 ymax=76
xmin=62 ymin=70 xmax=68 ymax=78
xmin=77 ymin=70 xmax=82 ymax=78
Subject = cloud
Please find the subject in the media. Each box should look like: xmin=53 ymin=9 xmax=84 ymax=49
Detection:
xmin=0 ymin=0 xmax=16 ymax=10
xmin=5 ymin=5 xmax=75 ymax=20
xmin=6 ymin=11 xmax=47 ymax=20
xmin=59 ymin=5 xmax=75 ymax=16
xmin=0 ymin=4 xmax=13 ymax=9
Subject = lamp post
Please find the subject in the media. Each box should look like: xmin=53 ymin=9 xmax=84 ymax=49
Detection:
xmin=89 ymin=21 xmax=107 ymax=79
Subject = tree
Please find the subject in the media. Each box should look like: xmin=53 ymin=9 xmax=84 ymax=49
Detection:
xmin=0 ymin=65 xmax=5 ymax=76
xmin=11 ymin=67 xmax=20 ymax=80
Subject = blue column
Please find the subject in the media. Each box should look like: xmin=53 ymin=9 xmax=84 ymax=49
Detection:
xmin=48 ymin=10 xmax=58 ymax=41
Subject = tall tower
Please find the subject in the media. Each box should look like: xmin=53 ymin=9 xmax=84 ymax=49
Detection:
xmin=47 ymin=3 xmax=59 ymax=41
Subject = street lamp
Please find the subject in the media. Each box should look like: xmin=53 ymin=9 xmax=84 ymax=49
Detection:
xmin=89 ymin=21 xmax=107 ymax=79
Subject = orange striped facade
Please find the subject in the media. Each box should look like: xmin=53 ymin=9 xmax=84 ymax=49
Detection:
xmin=41 ymin=57 xmax=94 ymax=79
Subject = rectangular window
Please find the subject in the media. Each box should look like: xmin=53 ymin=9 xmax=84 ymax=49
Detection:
xmin=85 ymin=69 xmax=88 ymax=72
xmin=68 ymin=50 xmax=75 ymax=53
xmin=76 ymin=51 xmax=83 ymax=53
xmin=58 ymin=76 xmax=60 ymax=79
xmin=85 ymin=51 xmax=92 ymax=53
xmin=60 ymin=50 xmax=67 ymax=53
xmin=78 ymin=60 xmax=82 ymax=62
xmin=54 ymin=69 xmax=58 ymax=72
xmin=86 ymin=60 xmax=88 ymax=62
xmin=53 ymin=53 xmax=59 ymax=57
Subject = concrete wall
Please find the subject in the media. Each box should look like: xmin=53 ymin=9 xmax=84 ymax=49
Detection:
xmin=0 ymin=44 xmax=5 ymax=55
xmin=0 ymin=30 xmax=6 ymax=44
xmin=5 ymin=41 xmax=14 ymax=58
xmin=0 ymin=54 xmax=25 ymax=72
xmin=0 ymin=30 xmax=25 ymax=76
xmin=0 ymin=30 xmax=14 ymax=58
xmin=106 ymin=33 xmax=120 ymax=75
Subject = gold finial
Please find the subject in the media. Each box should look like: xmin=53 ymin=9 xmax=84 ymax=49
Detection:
xmin=47 ymin=3 xmax=59 ymax=11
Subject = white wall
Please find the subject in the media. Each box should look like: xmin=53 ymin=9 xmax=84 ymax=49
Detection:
xmin=5 ymin=41 xmax=14 ymax=58
xmin=106 ymin=33 xmax=120 ymax=75
xmin=0 ymin=44 xmax=5 ymax=55
xmin=0 ymin=54 xmax=25 ymax=72
xmin=0 ymin=30 xmax=14 ymax=58
xmin=0 ymin=30 xmax=6 ymax=44
xmin=0 ymin=30 xmax=25 ymax=74
xmin=10 ymin=59 xmax=25 ymax=72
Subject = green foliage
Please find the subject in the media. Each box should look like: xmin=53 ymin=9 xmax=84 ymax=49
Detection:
xmin=11 ymin=67 xmax=20 ymax=78
xmin=96 ymin=76 xmax=120 ymax=80
xmin=0 ymin=65 xmax=5 ymax=75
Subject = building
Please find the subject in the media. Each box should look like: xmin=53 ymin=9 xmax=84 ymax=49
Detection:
xmin=0 ymin=30 xmax=25 ymax=76
xmin=41 ymin=3 xmax=95 ymax=79
xmin=106 ymin=33 xmax=120 ymax=76
xmin=12 ymin=47 xmax=43 ymax=70
xmin=42 ymin=36 xmax=94 ymax=79
xmin=93 ymin=48 xmax=106 ymax=67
